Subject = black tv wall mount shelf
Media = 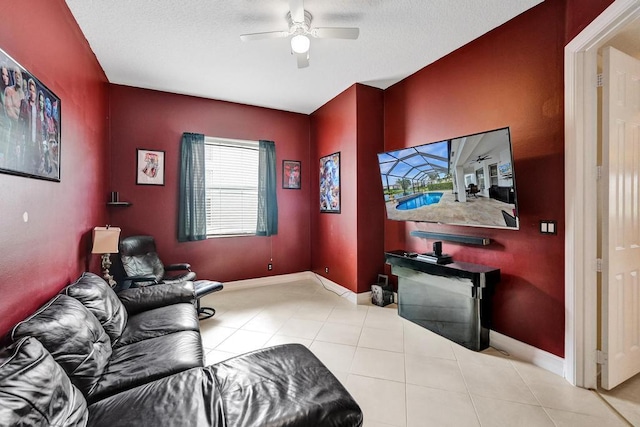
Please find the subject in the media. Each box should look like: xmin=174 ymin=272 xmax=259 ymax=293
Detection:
xmin=410 ymin=231 xmax=490 ymax=246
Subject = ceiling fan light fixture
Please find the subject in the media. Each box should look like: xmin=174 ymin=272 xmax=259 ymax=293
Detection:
xmin=291 ymin=34 xmax=310 ymax=54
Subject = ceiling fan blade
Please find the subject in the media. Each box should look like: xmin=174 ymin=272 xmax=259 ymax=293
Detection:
xmin=295 ymin=51 xmax=309 ymax=68
xmin=240 ymin=31 xmax=289 ymax=42
xmin=311 ymin=27 xmax=359 ymax=39
xmin=289 ymin=0 xmax=305 ymax=23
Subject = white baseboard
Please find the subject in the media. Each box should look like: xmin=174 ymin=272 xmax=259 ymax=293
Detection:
xmin=490 ymin=330 xmax=565 ymax=377
xmin=224 ymin=271 xmax=358 ymax=304
xmin=223 ymin=271 xmax=313 ymax=291
xmin=225 ymin=272 xmax=398 ymax=307
xmin=309 ymin=273 xmax=358 ymax=304
xmin=357 ymin=291 xmax=372 ymax=304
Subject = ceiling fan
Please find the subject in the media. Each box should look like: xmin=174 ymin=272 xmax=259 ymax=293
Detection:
xmin=472 ymin=154 xmax=492 ymax=163
xmin=240 ymin=0 xmax=359 ymax=68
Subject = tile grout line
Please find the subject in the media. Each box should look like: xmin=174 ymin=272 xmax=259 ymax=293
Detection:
xmin=453 ymin=344 xmax=483 ymax=427
xmin=591 ymin=388 xmax=634 ymax=426
xmin=402 ymin=326 xmax=410 ymax=427
xmin=508 ymin=358 xmax=559 ymax=426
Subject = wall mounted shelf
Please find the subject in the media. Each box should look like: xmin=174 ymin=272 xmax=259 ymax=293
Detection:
xmin=106 ymin=201 xmax=132 ymax=207
xmin=410 ymin=231 xmax=490 ymax=246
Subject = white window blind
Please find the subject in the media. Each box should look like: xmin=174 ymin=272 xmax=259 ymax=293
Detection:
xmin=204 ymin=137 xmax=259 ymax=236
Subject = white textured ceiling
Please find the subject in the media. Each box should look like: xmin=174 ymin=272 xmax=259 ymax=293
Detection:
xmin=65 ymin=0 xmax=543 ymax=115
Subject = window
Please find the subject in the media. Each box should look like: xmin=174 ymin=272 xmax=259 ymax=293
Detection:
xmin=489 ymin=163 xmax=498 ymax=186
xmin=204 ymin=137 xmax=259 ymax=236
xmin=475 ymin=168 xmax=485 ymax=191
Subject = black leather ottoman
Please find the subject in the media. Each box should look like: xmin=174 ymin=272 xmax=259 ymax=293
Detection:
xmin=210 ymin=344 xmax=363 ymax=426
xmin=194 ymin=280 xmax=223 ymax=320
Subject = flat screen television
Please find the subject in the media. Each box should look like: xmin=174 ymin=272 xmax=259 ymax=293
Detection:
xmin=377 ymin=127 xmax=518 ymax=229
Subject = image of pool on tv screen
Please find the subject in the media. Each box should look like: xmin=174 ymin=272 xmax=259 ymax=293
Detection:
xmin=377 ymin=127 xmax=518 ymax=229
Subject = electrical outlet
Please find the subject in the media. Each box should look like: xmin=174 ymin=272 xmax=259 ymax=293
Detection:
xmin=268 ymin=263 xmax=272 ymax=271
xmin=325 ymin=267 xmax=329 ymax=273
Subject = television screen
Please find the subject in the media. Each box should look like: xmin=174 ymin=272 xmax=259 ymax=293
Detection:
xmin=377 ymin=127 xmax=518 ymax=229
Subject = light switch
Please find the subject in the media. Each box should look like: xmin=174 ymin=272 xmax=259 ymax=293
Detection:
xmin=540 ymin=220 xmax=557 ymax=235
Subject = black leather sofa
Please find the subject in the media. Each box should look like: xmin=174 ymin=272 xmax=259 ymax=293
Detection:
xmin=0 ymin=273 xmax=363 ymax=426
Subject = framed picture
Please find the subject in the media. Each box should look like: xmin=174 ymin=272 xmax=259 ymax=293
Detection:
xmin=136 ymin=149 xmax=165 ymax=185
xmin=498 ymin=162 xmax=513 ymax=179
xmin=282 ymin=160 xmax=301 ymax=189
xmin=0 ymin=46 xmax=61 ymax=182
xmin=319 ymin=152 xmax=340 ymax=213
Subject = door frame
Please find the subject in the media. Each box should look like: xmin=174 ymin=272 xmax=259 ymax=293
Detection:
xmin=565 ymin=0 xmax=640 ymax=388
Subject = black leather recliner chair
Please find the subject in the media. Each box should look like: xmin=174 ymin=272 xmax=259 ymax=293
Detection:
xmin=114 ymin=235 xmax=222 ymax=320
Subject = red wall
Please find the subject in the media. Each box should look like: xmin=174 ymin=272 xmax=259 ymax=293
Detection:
xmin=311 ymin=86 xmax=358 ymax=289
xmin=108 ymin=85 xmax=311 ymax=282
xmin=310 ymin=84 xmax=385 ymax=293
xmin=383 ymin=0 xmax=613 ymax=357
xmin=565 ymin=0 xmax=616 ymax=40
xmin=0 ymin=1 xmax=109 ymax=339
xmin=355 ymin=85 xmax=386 ymax=293
xmin=0 ymin=0 xmax=616 ymax=354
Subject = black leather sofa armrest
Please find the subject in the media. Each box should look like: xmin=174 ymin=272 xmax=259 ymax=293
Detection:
xmin=117 ymin=282 xmax=196 ymax=315
xmin=164 ymin=263 xmax=191 ymax=271
xmin=119 ymin=275 xmax=160 ymax=291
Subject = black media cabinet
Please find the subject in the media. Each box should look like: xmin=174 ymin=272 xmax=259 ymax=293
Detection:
xmin=489 ymin=185 xmax=515 ymax=204
xmin=385 ymin=250 xmax=500 ymax=351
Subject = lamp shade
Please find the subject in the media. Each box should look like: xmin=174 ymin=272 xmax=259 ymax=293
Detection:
xmin=91 ymin=227 xmax=121 ymax=254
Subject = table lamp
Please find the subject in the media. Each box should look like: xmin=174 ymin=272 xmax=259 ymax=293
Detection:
xmin=92 ymin=226 xmax=121 ymax=287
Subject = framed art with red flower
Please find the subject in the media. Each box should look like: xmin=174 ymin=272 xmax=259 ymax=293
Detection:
xmin=282 ymin=160 xmax=301 ymax=189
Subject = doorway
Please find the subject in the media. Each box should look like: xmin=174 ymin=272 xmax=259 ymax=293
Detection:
xmin=565 ymin=0 xmax=640 ymax=390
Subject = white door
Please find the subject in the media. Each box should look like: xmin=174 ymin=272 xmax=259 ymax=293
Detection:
xmin=601 ymin=46 xmax=640 ymax=390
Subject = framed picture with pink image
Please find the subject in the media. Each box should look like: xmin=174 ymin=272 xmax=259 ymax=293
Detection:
xmin=136 ymin=148 xmax=165 ymax=185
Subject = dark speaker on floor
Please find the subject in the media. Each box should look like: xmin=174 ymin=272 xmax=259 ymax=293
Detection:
xmin=371 ymin=274 xmax=394 ymax=307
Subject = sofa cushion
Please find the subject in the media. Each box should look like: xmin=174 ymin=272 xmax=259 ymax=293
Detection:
xmin=0 ymin=337 xmax=88 ymax=426
xmin=121 ymin=252 xmax=165 ymax=283
xmin=11 ymin=294 xmax=112 ymax=397
xmin=89 ymin=330 xmax=204 ymax=403
xmin=65 ymin=272 xmax=128 ymax=344
xmin=87 ymin=367 xmax=222 ymax=427
xmin=115 ymin=302 xmax=199 ymax=348
xmin=211 ymin=344 xmax=363 ymax=427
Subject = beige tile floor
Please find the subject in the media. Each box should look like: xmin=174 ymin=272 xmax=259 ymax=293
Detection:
xmin=598 ymin=374 xmax=640 ymax=426
xmin=199 ymin=279 xmax=635 ymax=426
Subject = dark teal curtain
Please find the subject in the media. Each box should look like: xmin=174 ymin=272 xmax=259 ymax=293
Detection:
xmin=178 ymin=133 xmax=207 ymax=242
xmin=256 ymin=140 xmax=278 ymax=236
